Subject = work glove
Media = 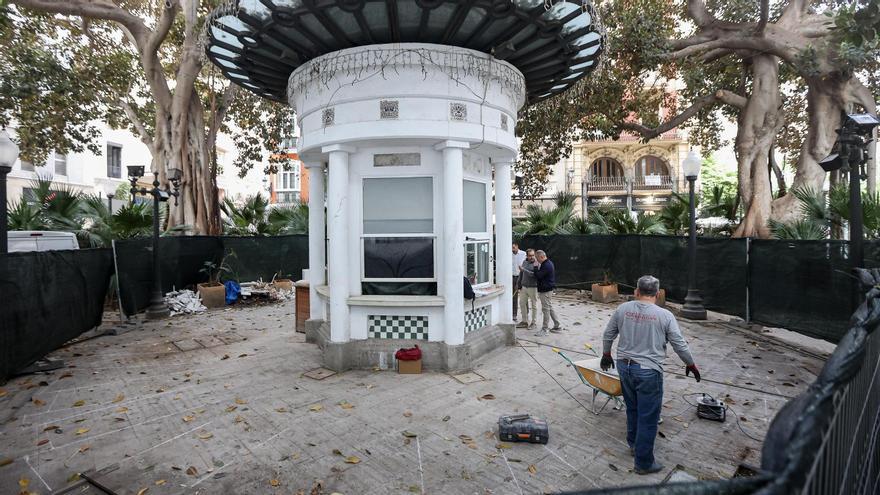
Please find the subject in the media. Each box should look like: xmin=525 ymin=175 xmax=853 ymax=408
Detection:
xmin=600 ymin=353 xmax=614 ymax=371
xmin=685 ymin=364 xmax=701 ymax=382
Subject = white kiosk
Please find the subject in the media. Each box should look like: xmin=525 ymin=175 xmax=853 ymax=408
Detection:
xmin=206 ymin=0 xmax=604 ymax=370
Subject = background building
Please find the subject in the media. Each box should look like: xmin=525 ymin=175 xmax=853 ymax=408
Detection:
xmin=5 ymin=123 xmax=268 ymax=207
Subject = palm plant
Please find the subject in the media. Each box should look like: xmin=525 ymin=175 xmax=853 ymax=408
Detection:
xmin=220 ymin=193 xmax=272 ymax=235
xmin=513 ymin=202 xmax=575 ymax=236
xmin=267 ymin=202 xmax=309 ymax=234
xmin=6 ymin=199 xmax=43 ymax=230
xmin=701 ymin=185 xmax=738 ymax=220
xmin=586 ymin=208 xmax=667 ymax=235
xmin=768 ymin=218 xmax=829 ymax=240
xmin=657 ymin=192 xmax=691 ymax=235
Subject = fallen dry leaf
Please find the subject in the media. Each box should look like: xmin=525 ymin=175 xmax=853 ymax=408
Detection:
xmin=238 ymin=354 xmax=248 ymax=358
xmin=19 ymin=477 xmax=29 ymax=489
xmin=528 ymin=464 xmax=537 ymax=475
xmin=0 ymin=389 xmax=7 ymax=398
xmin=270 ymin=479 xmax=280 ymax=487
xmin=442 ymin=415 xmax=451 ymax=422
xmin=344 ymin=456 xmax=361 ymax=464
xmin=332 ymin=449 xmax=343 ymax=456
xmin=136 ymin=488 xmax=149 ymax=495
xmin=183 ymin=415 xmax=195 ymax=422
xmin=403 ymin=410 xmax=412 ymax=417
xmin=197 ymin=431 xmax=214 ymax=440
xmin=274 ymin=407 xmax=288 ymax=413
xmin=234 ymin=398 xmax=247 ymax=405
xmin=495 ymin=443 xmax=512 ymax=449
xmin=43 ymin=425 xmax=60 ymax=432
xmin=225 ymin=406 xmax=238 ymax=413
xmin=72 ymin=400 xmax=85 ymax=407
xmin=186 ymin=466 xmax=198 ymax=476
xmin=308 ymin=404 xmax=323 ymax=412
xmin=36 ymin=439 xmax=49 ymax=446
xmin=479 ymin=394 xmax=496 ymax=400
xmin=115 ymin=407 xmax=128 ymax=413
xmin=234 ymin=415 xmax=245 ymax=423
xmin=66 ymin=473 xmax=80 ymax=483
xmin=338 ymin=401 xmax=354 ymax=410
xmin=220 ymin=354 xmax=230 ymax=360
xmin=32 ymin=398 xmax=46 ymax=407
xmin=112 ymin=394 xmax=124 ymax=403
xmin=75 ymin=428 xmax=90 ymax=435
xmin=0 ymin=458 xmax=13 ymax=467
xmin=402 ymin=430 xmax=418 ymax=438
xmin=59 ymin=372 xmax=74 ymax=379
xmin=155 ymin=480 xmax=166 ymax=486
xmin=78 ymin=445 xmax=90 ymax=454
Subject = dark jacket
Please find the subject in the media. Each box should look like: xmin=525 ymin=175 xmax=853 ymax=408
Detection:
xmin=534 ymin=259 xmax=556 ymax=293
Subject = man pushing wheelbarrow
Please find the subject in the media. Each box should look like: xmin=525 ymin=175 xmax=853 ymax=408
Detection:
xmin=601 ymin=275 xmax=702 ymax=475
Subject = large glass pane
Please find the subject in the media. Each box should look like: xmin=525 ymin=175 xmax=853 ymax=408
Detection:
xmin=363 ymin=177 xmax=433 ymax=234
xmin=477 ymin=241 xmax=490 ymax=284
xmin=364 ymin=237 xmax=434 ymax=279
xmin=463 ymin=180 xmax=487 ymax=233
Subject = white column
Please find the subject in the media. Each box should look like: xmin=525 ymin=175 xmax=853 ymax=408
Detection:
xmin=437 ymin=140 xmax=469 ymax=345
xmin=304 ymin=161 xmax=325 ymax=320
xmin=324 ymin=144 xmax=355 ymax=343
xmin=495 ymin=161 xmax=514 ymax=324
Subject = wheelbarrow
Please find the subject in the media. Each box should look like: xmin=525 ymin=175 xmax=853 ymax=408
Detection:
xmin=554 ymin=347 xmax=625 ymax=415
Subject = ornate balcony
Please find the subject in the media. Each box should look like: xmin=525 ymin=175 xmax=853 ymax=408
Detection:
xmin=631 ymin=175 xmax=675 ymax=191
xmin=585 ymin=176 xmax=628 ymax=191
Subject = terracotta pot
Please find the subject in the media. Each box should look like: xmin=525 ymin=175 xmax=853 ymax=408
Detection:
xmin=198 ymin=282 xmax=226 ymax=308
xmin=656 ymin=288 xmax=666 ymax=307
xmin=591 ymin=283 xmax=619 ymax=303
xmin=272 ymin=279 xmax=294 ymax=292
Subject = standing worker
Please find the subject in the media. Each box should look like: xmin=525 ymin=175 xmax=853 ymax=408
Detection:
xmin=600 ymin=275 xmax=701 ymax=475
xmin=516 ymin=249 xmax=538 ymax=330
xmin=532 ymin=250 xmax=561 ymax=336
xmin=512 ymin=242 xmax=527 ymax=322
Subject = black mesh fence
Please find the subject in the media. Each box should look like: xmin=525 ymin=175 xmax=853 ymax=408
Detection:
xmin=114 ymin=235 xmax=308 ymax=316
xmin=517 ymin=235 xmax=748 ymax=320
xmin=748 ymin=240 xmax=853 ymax=342
xmin=0 ymin=248 xmax=114 ymax=380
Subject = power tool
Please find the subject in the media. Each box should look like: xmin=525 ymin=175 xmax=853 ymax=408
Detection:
xmin=498 ymin=414 xmax=549 ymax=444
xmin=696 ymin=394 xmax=727 ymax=422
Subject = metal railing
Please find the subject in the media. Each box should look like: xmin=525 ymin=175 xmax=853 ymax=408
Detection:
xmin=585 ymin=176 xmax=628 ymax=191
xmin=631 ymin=175 xmax=676 ymax=190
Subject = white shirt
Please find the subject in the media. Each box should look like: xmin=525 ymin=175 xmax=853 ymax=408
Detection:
xmin=512 ymin=249 xmax=527 ymax=276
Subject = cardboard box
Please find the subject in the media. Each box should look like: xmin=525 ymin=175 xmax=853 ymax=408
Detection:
xmin=398 ymin=359 xmax=422 ymax=374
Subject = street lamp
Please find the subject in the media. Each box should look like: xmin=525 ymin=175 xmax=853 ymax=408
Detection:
xmin=0 ymin=130 xmax=20 ymax=254
xmin=681 ymin=150 xmax=706 ymax=320
xmin=129 ymin=165 xmax=181 ymax=320
xmin=107 ymin=193 xmax=115 ymax=213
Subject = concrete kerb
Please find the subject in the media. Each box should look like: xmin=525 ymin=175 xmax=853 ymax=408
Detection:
xmin=304 ymin=318 xmax=515 ymax=373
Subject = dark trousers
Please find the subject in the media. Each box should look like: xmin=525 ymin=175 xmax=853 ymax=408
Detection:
xmin=617 ymin=360 xmax=663 ymax=470
xmin=512 ymin=276 xmax=520 ymax=319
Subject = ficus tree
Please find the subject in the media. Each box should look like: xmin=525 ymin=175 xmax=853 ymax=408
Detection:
xmin=517 ymin=0 xmax=879 ymax=238
xmin=0 ymin=0 xmax=295 ymax=234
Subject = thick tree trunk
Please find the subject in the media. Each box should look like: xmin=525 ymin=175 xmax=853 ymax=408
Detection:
xmin=733 ymin=56 xmax=783 ymax=238
xmin=770 ymin=80 xmax=845 ymax=224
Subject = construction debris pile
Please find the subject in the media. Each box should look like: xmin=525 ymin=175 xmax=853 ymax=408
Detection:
xmin=165 ymin=289 xmax=207 ymax=315
xmin=240 ymin=281 xmax=294 ymax=303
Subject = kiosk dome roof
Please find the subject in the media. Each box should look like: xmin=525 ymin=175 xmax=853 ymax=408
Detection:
xmin=205 ymin=0 xmax=603 ymax=104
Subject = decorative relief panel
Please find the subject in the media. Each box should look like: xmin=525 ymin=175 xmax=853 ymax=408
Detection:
xmin=450 ymin=102 xmax=467 ymax=121
xmin=501 ymin=114 xmax=508 ymax=131
xmin=380 ymin=100 xmax=399 ymax=119
xmin=322 ymin=107 xmax=335 ymax=127
xmin=373 ymin=153 xmax=421 ymax=167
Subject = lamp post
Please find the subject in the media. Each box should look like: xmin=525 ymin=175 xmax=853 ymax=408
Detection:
xmin=681 ymin=150 xmax=707 ymax=320
xmin=129 ymin=165 xmax=181 ymax=320
xmin=0 ymin=130 xmax=21 ymax=254
xmin=107 ymin=193 xmax=115 ymax=214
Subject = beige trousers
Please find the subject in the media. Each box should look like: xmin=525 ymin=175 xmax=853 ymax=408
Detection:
xmin=519 ymin=286 xmax=538 ymax=325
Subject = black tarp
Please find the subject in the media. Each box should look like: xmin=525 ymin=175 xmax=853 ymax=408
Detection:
xmin=114 ymin=235 xmax=309 ymax=315
xmin=517 ymin=235 xmax=748 ymax=320
xmin=0 ymin=248 xmax=114 ymax=380
xmin=748 ymin=240 xmax=852 ymax=343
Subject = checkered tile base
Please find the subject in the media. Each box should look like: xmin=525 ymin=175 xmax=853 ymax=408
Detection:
xmin=464 ymin=306 xmax=490 ymax=334
xmin=368 ymin=315 xmax=429 ymax=340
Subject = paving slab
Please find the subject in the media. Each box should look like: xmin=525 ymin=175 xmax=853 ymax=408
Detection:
xmin=0 ymin=294 xmax=828 ymax=494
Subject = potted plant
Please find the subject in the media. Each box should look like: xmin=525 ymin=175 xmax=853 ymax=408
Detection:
xmin=271 ymin=271 xmax=294 ymax=292
xmin=591 ymin=270 xmax=619 ymax=303
xmin=198 ymin=257 xmax=232 ymax=308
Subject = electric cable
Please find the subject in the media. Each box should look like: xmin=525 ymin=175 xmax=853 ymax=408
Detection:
xmin=679 ymin=392 xmax=764 ymax=443
xmin=517 ymin=342 xmax=593 ymax=416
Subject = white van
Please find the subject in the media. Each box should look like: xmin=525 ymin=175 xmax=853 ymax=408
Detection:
xmin=8 ymin=231 xmax=79 ymax=252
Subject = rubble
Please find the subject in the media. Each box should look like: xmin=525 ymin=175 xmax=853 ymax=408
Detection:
xmin=165 ymin=289 xmax=207 ymax=315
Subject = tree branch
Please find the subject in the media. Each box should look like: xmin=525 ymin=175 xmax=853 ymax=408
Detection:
xmin=756 ymin=0 xmax=769 ymax=35
xmin=146 ymin=0 xmax=179 ymax=56
xmin=687 ymin=0 xmax=716 ymax=28
xmin=10 ymin=0 xmax=148 ymax=45
xmin=118 ymin=99 xmax=154 ymax=149
xmin=620 ymin=89 xmax=748 ymax=140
